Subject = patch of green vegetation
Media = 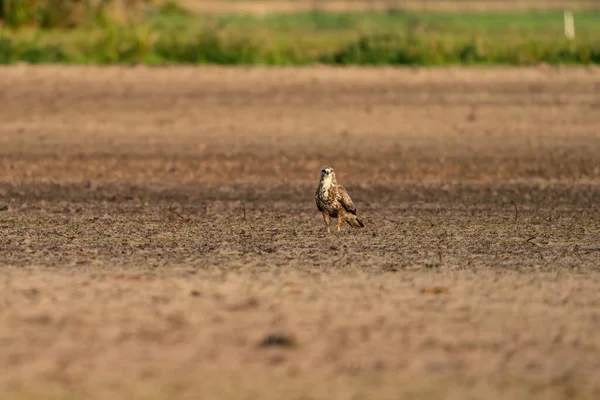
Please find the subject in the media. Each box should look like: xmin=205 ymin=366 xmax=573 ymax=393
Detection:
xmin=322 ymin=33 xmax=600 ymax=65
xmin=1 ymin=6 xmax=599 ymax=65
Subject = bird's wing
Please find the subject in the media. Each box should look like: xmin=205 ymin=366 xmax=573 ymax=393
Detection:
xmin=336 ymin=185 xmax=357 ymax=214
xmin=315 ymin=188 xmax=324 ymax=211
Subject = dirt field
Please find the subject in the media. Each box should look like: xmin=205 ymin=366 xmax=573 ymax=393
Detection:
xmin=1 ymin=65 xmax=600 ymax=399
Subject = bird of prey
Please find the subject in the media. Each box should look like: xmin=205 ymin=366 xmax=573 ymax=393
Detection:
xmin=315 ymin=167 xmax=365 ymax=233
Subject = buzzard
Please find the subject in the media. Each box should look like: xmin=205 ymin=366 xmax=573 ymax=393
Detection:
xmin=315 ymin=167 xmax=365 ymax=233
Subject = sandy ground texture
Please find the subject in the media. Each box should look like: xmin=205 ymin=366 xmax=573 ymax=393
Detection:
xmin=1 ymin=65 xmax=600 ymax=399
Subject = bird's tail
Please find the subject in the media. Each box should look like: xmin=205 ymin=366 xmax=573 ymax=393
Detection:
xmin=346 ymin=214 xmax=365 ymax=228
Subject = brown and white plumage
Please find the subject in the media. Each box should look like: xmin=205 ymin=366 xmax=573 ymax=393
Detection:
xmin=315 ymin=167 xmax=365 ymax=233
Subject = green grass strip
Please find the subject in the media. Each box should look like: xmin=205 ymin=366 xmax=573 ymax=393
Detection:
xmin=1 ymin=10 xmax=599 ymax=65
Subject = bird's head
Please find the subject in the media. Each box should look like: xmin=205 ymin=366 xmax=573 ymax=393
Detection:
xmin=320 ymin=167 xmax=336 ymax=185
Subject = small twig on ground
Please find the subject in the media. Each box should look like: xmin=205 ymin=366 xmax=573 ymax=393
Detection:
xmin=257 ymin=333 xmax=297 ymax=349
xmin=511 ymin=200 xmax=518 ymax=223
xmin=582 ymin=248 xmax=600 ymax=254
xmin=421 ymin=287 xmax=449 ymax=295
xmin=526 ymin=236 xmax=537 ymax=246
xmin=242 ymin=202 xmax=246 ymax=222
xmin=168 ymin=203 xmax=188 ymax=222
xmin=51 ymin=231 xmax=76 ymax=240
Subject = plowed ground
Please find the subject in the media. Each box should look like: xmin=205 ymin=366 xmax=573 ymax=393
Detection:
xmin=1 ymin=65 xmax=600 ymax=399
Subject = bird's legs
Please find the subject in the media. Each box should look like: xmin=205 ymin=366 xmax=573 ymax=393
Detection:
xmin=322 ymin=212 xmax=331 ymax=233
xmin=337 ymin=215 xmax=343 ymax=232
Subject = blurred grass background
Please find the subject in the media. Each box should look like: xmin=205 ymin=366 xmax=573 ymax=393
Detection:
xmin=0 ymin=0 xmax=599 ymax=65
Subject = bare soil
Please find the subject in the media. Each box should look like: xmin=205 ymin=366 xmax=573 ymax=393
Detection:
xmin=1 ymin=65 xmax=600 ymax=399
